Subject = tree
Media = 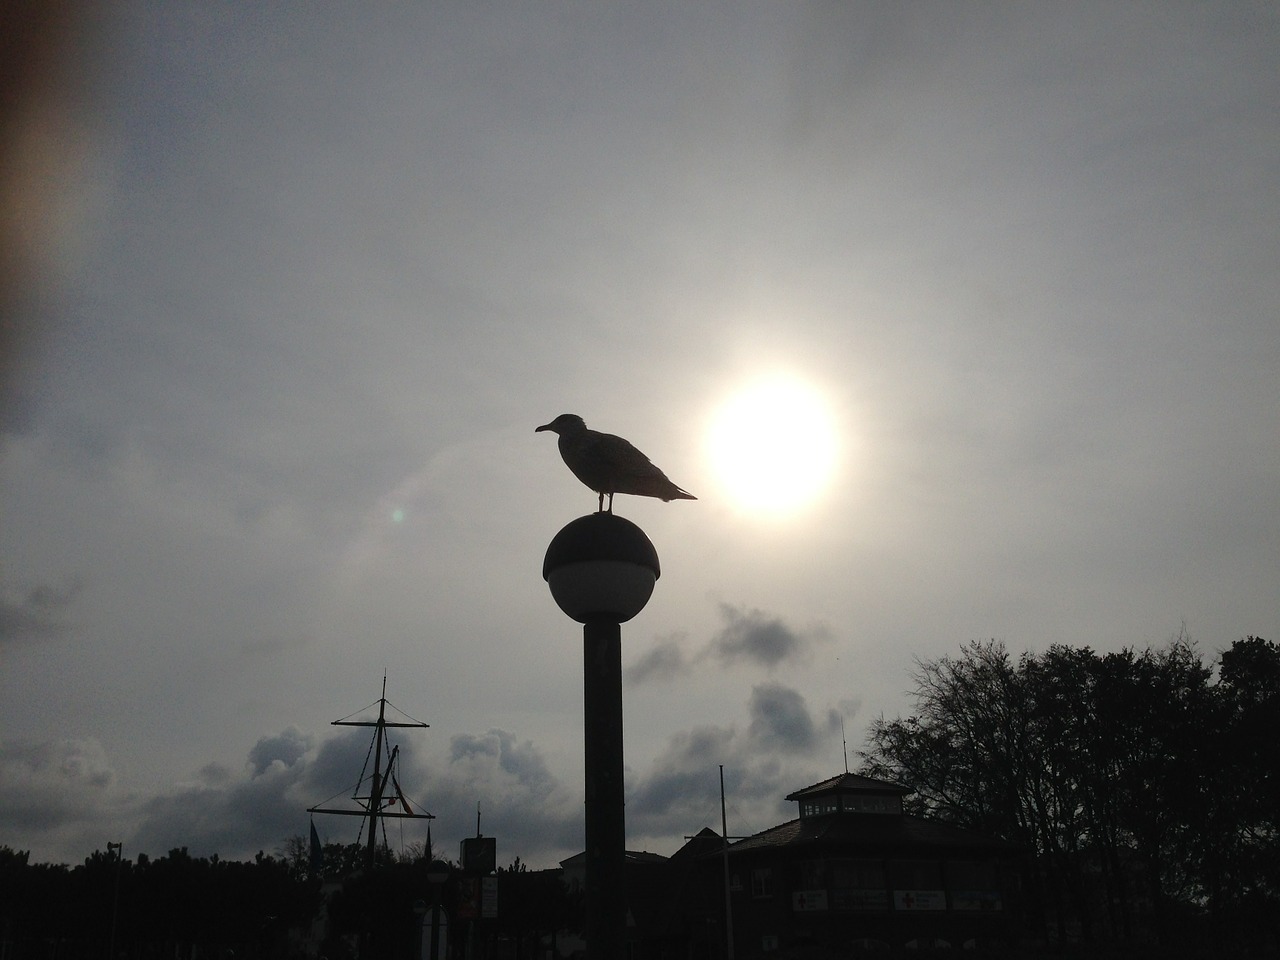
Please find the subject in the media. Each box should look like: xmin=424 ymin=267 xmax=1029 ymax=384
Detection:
xmin=1201 ymin=638 xmax=1280 ymax=938
xmin=860 ymin=636 xmax=1276 ymax=950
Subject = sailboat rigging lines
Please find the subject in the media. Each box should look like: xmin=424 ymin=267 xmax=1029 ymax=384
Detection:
xmin=307 ymin=678 xmax=434 ymax=865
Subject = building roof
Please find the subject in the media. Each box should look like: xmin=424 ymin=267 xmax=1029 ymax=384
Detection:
xmin=728 ymin=811 xmax=1018 ymax=857
xmin=670 ymin=826 xmax=725 ymax=862
xmin=785 ymin=772 xmax=911 ymax=801
xmin=558 ymin=849 xmax=669 ymax=871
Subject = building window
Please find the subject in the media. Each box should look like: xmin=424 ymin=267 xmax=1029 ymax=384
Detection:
xmin=751 ymin=867 xmax=774 ymax=899
xmin=840 ymin=794 xmax=903 ymax=814
xmin=799 ymin=797 xmax=838 ymax=817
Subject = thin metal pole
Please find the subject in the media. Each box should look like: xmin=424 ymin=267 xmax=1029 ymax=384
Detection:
xmin=429 ymin=884 xmax=443 ymax=960
xmin=720 ymin=768 xmax=734 ymax=960
xmin=107 ymin=842 xmax=123 ymax=960
xmin=583 ymin=619 xmax=625 ymax=959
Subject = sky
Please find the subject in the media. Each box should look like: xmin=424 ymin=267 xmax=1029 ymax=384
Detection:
xmin=2 ymin=2 xmax=1277 ymax=869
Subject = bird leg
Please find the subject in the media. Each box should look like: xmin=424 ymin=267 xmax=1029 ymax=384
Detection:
xmin=606 ymin=492 xmax=614 ymax=514
xmin=597 ymin=491 xmax=605 ymax=513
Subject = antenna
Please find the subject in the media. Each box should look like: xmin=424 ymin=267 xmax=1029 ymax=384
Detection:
xmin=841 ymin=716 xmax=849 ymax=774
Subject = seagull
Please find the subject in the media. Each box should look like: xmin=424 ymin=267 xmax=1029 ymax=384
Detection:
xmin=536 ymin=414 xmax=696 ymax=514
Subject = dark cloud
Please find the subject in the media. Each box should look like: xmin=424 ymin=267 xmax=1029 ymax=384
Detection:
xmin=711 ymin=603 xmax=826 ymax=669
xmin=4 ymin=687 xmax=844 ymax=867
xmin=626 ymin=638 xmax=687 ymax=685
xmin=132 ymin=777 xmax=300 ymax=860
xmin=626 ymin=606 xmax=830 ymax=688
xmin=432 ymin=730 xmax=579 ymax=859
xmin=627 ymin=682 xmax=843 ymax=844
xmin=119 ymin=726 xmax=580 ymax=867
xmin=627 ymin=725 xmax=739 ymax=824
xmin=131 ymin=727 xmax=315 ymax=859
xmin=247 ymin=727 xmax=311 ymax=777
xmin=124 ymin=728 xmax=406 ymax=861
xmin=197 ymin=762 xmax=234 ymax=787
xmin=302 ymin=728 xmax=399 ymax=806
xmin=0 ymin=738 xmax=118 ymax=831
xmin=0 ymin=578 xmax=81 ymax=645
xmin=747 ymin=683 xmax=822 ymax=752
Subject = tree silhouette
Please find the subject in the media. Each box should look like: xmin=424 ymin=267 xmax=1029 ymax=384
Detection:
xmin=861 ymin=636 xmax=1279 ymax=952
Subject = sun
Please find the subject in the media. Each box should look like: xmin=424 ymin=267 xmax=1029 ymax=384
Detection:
xmin=706 ymin=377 xmax=840 ymax=515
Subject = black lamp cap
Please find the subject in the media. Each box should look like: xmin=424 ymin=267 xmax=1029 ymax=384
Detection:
xmin=542 ymin=513 xmax=661 ymax=581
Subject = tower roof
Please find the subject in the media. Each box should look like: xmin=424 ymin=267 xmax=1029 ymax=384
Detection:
xmin=785 ymin=772 xmax=911 ymax=801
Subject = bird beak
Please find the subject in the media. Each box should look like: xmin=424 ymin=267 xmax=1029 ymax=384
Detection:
xmin=535 ymin=422 xmax=552 ymax=432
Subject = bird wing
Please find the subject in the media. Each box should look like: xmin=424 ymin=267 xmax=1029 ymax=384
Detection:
xmin=591 ymin=431 xmax=650 ymax=468
xmin=559 ymin=426 xmax=696 ymax=502
xmin=560 ymin=430 xmax=639 ymax=492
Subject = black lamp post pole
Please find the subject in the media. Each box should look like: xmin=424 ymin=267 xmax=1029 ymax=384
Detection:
xmin=429 ymin=890 xmax=442 ymax=960
xmin=544 ymin=512 xmax=660 ymax=960
xmin=426 ymin=860 xmax=449 ymax=960
xmin=583 ymin=618 xmax=626 ymax=958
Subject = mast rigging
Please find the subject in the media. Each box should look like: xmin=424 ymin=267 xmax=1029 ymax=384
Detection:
xmin=307 ymin=675 xmax=434 ymax=869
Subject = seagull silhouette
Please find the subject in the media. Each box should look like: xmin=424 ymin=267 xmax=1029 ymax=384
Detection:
xmin=536 ymin=414 xmax=696 ymax=513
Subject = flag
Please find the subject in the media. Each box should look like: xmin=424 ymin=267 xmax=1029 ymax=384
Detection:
xmin=309 ymin=819 xmax=324 ymax=875
xmin=392 ymin=772 xmax=414 ymax=815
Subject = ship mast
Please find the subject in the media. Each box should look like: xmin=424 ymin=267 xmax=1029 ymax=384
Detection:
xmin=307 ymin=675 xmax=433 ymax=870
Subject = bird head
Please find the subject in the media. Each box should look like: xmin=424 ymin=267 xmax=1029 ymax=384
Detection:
xmin=535 ymin=414 xmax=587 ymax=435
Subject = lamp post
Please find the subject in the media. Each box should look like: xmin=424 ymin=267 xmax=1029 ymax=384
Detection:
xmin=107 ymin=841 xmax=123 ymax=960
xmin=544 ymin=513 xmax=660 ymax=960
xmin=426 ymin=859 xmax=449 ymax=960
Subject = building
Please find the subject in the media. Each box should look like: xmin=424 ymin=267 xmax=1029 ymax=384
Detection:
xmin=521 ymin=773 xmax=1023 ymax=958
xmin=720 ymin=773 xmax=1021 ymax=956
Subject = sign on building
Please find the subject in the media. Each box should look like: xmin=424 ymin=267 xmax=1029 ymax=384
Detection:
xmin=893 ymin=889 xmax=946 ymax=911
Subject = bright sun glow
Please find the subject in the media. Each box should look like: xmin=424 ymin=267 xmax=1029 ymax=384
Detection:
xmin=706 ymin=377 xmax=839 ymax=515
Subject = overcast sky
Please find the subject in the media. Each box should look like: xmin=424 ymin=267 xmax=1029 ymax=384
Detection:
xmin=3 ymin=2 xmax=1277 ymax=869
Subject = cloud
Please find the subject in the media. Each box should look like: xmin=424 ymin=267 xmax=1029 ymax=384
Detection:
xmin=131 ymin=729 xmax=317 ymax=859
xmin=711 ymin=603 xmax=827 ymax=669
xmin=625 ymin=724 xmax=740 ymax=843
xmin=306 ymin=730 xmax=378 ymax=801
xmin=626 ymin=682 xmax=842 ymax=844
xmin=0 ymin=578 xmax=82 ymax=646
xmin=448 ymin=729 xmax=557 ymax=800
xmin=747 ymin=682 xmax=831 ymax=752
xmin=626 ymin=604 xmax=830 ymax=687
xmin=122 ymin=726 xmax=580 ymax=868
xmin=246 ymin=727 xmax=311 ymax=777
xmin=432 ymin=730 xmax=579 ymax=858
xmin=0 ymin=738 xmax=118 ymax=831
xmin=626 ymin=637 xmax=687 ymax=685
xmin=3 ymin=686 xmax=854 ymax=868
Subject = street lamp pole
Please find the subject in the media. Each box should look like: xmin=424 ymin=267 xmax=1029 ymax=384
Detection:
xmin=583 ymin=618 xmax=626 ymax=957
xmin=544 ymin=513 xmax=660 ymax=960
xmin=426 ymin=859 xmax=449 ymax=960
xmin=106 ymin=841 xmax=123 ymax=960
